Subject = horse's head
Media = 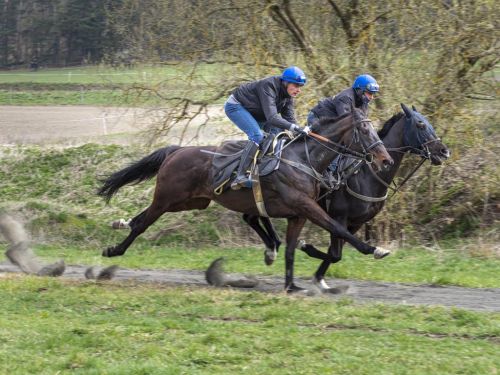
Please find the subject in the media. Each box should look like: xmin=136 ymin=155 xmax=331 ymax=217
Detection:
xmin=316 ymin=108 xmax=392 ymax=171
xmin=349 ymin=107 xmax=393 ymax=171
xmin=400 ymin=103 xmax=450 ymax=165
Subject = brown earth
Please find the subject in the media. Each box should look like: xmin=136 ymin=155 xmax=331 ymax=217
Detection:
xmin=0 ymin=105 xmax=235 ymax=146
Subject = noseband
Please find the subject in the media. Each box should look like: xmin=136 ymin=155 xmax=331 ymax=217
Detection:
xmin=352 ymin=118 xmax=383 ymax=163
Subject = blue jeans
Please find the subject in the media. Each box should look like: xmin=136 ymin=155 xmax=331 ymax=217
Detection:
xmin=224 ymin=102 xmax=264 ymax=144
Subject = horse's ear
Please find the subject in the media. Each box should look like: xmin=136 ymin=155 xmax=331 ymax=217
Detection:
xmin=412 ymin=105 xmax=418 ymax=112
xmin=400 ymin=103 xmax=412 ymax=118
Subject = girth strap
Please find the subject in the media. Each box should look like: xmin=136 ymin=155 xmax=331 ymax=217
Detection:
xmin=280 ymin=158 xmax=324 ymax=181
xmin=251 ymin=164 xmax=269 ymax=217
xmin=345 ymin=181 xmax=388 ymax=202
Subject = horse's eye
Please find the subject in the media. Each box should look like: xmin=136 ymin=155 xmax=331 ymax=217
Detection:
xmin=417 ymin=121 xmax=425 ymax=129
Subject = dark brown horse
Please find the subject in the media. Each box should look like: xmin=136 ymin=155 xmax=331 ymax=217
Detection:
xmin=243 ymin=104 xmax=450 ymax=291
xmin=98 ymin=108 xmax=393 ymax=291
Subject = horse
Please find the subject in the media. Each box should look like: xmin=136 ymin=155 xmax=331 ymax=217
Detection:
xmin=243 ymin=103 xmax=451 ymax=291
xmin=97 ymin=108 xmax=393 ymax=292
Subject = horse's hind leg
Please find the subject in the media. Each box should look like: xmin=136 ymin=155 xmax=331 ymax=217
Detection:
xmin=103 ymin=203 xmax=166 ymax=257
xmin=104 ymin=195 xmax=212 ymax=257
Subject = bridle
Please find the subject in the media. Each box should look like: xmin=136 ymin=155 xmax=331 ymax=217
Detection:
xmin=348 ymin=114 xmax=442 ymax=201
xmin=306 ymin=118 xmax=383 ymax=164
xmin=280 ymin=116 xmax=384 ymax=190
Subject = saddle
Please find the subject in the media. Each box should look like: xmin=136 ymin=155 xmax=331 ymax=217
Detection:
xmin=211 ymin=133 xmax=290 ymax=194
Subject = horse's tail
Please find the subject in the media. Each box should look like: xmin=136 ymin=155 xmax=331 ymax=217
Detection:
xmin=97 ymin=145 xmax=182 ymax=202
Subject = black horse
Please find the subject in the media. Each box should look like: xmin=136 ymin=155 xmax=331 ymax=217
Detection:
xmin=98 ymin=108 xmax=393 ymax=292
xmin=244 ymin=103 xmax=450 ymax=291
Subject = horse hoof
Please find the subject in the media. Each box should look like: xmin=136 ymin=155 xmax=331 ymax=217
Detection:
xmin=264 ymin=248 xmax=276 ymax=266
xmin=111 ymin=218 xmax=130 ymax=230
xmin=297 ymin=239 xmax=306 ymax=250
xmin=286 ymin=283 xmax=316 ymax=296
xmin=102 ymin=247 xmax=115 ymax=257
xmin=374 ymin=247 xmax=391 ymax=259
xmin=312 ymin=277 xmax=331 ymax=291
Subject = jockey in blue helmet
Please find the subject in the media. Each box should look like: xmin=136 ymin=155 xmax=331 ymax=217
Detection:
xmin=224 ymin=66 xmax=308 ymax=190
xmin=307 ymin=73 xmax=379 ymax=126
xmin=306 ymin=74 xmax=379 ymax=173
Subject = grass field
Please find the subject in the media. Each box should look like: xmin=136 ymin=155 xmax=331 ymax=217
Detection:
xmin=0 ymin=65 xmax=220 ymax=85
xmin=0 ymin=64 xmax=229 ymax=106
xmin=0 ymin=276 xmax=499 ymax=375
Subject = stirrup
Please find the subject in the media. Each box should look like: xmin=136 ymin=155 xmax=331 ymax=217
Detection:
xmin=231 ymin=176 xmax=253 ymax=190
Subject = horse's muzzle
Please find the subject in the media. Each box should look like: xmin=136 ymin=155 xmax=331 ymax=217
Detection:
xmin=382 ymin=158 xmax=394 ymax=170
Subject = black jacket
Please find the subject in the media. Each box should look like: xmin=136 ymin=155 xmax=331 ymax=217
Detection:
xmin=232 ymin=76 xmax=296 ymax=130
xmin=310 ymin=87 xmax=368 ymax=120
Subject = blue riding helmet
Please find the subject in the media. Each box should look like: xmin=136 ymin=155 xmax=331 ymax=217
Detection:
xmin=281 ymin=66 xmax=307 ymax=85
xmin=352 ymin=74 xmax=379 ymax=93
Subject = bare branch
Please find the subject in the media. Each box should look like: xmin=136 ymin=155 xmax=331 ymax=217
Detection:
xmin=326 ymin=0 xmax=355 ymax=42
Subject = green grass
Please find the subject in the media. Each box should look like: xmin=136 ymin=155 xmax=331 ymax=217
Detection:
xmin=0 ymin=65 xmax=218 ymax=85
xmin=0 ymin=276 xmax=498 ymax=374
xmin=0 ymin=64 xmax=230 ymax=106
xmin=0 ymin=89 xmax=130 ymax=106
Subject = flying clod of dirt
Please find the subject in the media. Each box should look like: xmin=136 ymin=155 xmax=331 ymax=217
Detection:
xmin=85 ymin=265 xmax=119 ymax=280
xmin=0 ymin=213 xmax=65 ymax=277
xmin=205 ymin=257 xmax=259 ymax=288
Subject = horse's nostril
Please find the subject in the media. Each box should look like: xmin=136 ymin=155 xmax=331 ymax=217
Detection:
xmin=382 ymin=159 xmax=393 ymax=169
xmin=441 ymin=149 xmax=450 ymax=157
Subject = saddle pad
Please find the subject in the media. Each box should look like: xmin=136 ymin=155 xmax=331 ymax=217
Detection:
xmin=211 ymin=134 xmax=288 ymax=194
xmin=212 ymin=140 xmax=246 ymax=192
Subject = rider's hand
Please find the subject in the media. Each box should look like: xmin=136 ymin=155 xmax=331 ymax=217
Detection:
xmin=290 ymin=124 xmax=311 ymax=136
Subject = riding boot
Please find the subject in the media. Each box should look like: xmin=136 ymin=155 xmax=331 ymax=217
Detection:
xmin=231 ymin=141 xmax=259 ymax=190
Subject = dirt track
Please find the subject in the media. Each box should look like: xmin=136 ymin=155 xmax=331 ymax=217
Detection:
xmin=1 ymin=262 xmax=499 ymax=313
xmin=2 ymin=105 xmax=499 ymax=313
xmin=0 ymin=105 xmax=232 ymax=145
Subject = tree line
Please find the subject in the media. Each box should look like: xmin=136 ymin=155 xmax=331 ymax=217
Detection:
xmin=0 ymin=0 xmax=116 ymax=68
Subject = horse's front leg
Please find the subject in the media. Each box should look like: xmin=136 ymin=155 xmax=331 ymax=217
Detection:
xmin=284 ymin=217 xmax=306 ymax=292
xmin=294 ymin=199 xmax=389 ymax=262
xmin=260 ymin=216 xmax=282 ymax=251
xmin=312 ymin=236 xmax=347 ymax=293
xmin=243 ymin=214 xmax=276 ymax=265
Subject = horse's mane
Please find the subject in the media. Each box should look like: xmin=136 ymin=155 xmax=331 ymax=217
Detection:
xmin=317 ymin=112 xmax=351 ymax=128
xmin=378 ymin=112 xmax=404 ymax=138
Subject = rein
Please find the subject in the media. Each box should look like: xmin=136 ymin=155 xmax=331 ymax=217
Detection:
xmin=308 ymin=118 xmax=383 ymax=163
xmin=365 ymin=157 xmax=427 ymax=199
xmin=345 ymin=118 xmax=440 ymax=202
xmin=284 ymin=118 xmax=381 ymax=188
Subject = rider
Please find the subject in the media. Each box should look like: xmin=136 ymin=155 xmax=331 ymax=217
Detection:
xmin=307 ymin=74 xmax=379 ymax=126
xmin=307 ymin=74 xmax=379 ymax=172
xmin=225 ymin=66 xmax=309 ymax=190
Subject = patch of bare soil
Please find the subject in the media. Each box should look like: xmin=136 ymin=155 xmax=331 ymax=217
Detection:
xmin=0 ymin=105 xmax=235 ymax=146
xmin=1 ymin=262 xmax=499 ymax=312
